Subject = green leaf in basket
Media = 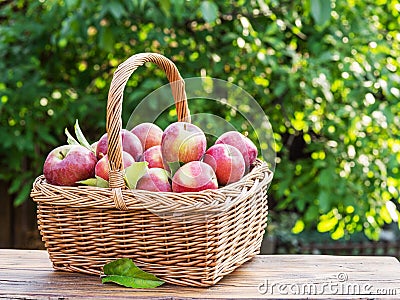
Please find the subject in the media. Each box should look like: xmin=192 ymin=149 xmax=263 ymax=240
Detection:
xmin=65 ymin=127 xmax=80 ymax=146
xmin=74 ymin=119 xmax=94 ymax=152
xmin=77 ymin=176 xmax=109 ymax=188
xmin=167 ymin=161 xmax=182 ymax=179
xmin=96 ymin=176 xmax=109 ymax=188
xmin=124 ymin=162 xmax=148 ymax=189
xmin=102 ymin=258 xmax=164 ymax=288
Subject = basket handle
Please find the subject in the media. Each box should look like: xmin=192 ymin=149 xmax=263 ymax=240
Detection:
xmin=106 ymin=53 xmax=190 ymax=198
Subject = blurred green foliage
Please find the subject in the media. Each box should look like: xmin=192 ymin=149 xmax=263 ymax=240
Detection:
xmin=0 ymin=0 xmax=399 ymax=240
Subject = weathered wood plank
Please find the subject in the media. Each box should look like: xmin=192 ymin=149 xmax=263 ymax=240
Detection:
xmin=0 ymin=250 xmax=399 ymax=299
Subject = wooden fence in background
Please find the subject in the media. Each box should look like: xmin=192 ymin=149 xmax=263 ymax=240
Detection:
xmin=299 ymin=240 xmax=400 ymax=258
xmin=0 ymin=182 xmax=44 ymax=249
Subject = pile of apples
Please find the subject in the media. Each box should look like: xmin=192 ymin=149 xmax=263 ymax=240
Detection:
xmin=43 ymin=121 xmax=258 ymax=193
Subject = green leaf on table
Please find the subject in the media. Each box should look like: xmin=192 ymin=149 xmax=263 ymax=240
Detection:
xmin=102 ymin=258 xmax=164 ymax=288
xmin=65 ymin=128 xmax=80 ymax=146
xmin=200 ymin=1 xmax=218 ymax=23
xmin=78 ymin=176 xmax=109 ymax=188
xmin=124 ymin=162 xmax=148 ymax=189
xmin=74 ymin=119 xmax=93 ymax=152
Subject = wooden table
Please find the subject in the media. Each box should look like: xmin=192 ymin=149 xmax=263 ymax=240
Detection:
xmin=0 ymin=249 xmax=399 ymax=299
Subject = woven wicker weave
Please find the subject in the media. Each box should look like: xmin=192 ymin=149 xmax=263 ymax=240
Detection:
xmin=31 ymin=53 xmax=273 ymax=287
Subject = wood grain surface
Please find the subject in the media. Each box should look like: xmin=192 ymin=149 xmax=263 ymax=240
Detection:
xmin=0 ymin=249 xmax=399 ymax=299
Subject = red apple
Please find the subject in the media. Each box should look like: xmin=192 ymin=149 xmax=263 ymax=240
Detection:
xmin=95 ymin=151 xmax=135 ymax=181
xmin=43 ymin=145 xmax=97 ymax=186
xmin=215 ymin=131 xmax=258 ymax=170
xmin=203 ymin=144 xmax=245 ymax=185
xmin=172 ymin=161 xmax=218 ymax=193
xmin=141 ymin=145 xmax=164 ymax=169
xmin=96 ymin=129 xmax=143 ymax=161
xmin=91 ymin=141 xmax=98 ymax=152
xmin=131 ymin=122 xmax=163 ymax=151
xmin=136 ymin=168 xmax=171 ymax=192
xmin=161 ymin=122 xmax=206 ymax=169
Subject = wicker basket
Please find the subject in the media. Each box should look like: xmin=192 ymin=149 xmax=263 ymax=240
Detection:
xmin=31 ymin=52 xmax=273 ymax=287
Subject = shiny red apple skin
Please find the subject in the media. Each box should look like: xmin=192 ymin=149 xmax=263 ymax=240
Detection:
xmin=161 ymin=122 xmax=206 ymax=169
xmin=131 ymin=122 xmax=163 ymax=151
xmin=95 ymin=151 xmax=135 ymax=181
xmin=141 ymin=145 xmax=164 ymax=169
xmin=96 ymin=129 xmax=143 ymax=161
xmin=136 ymin=168 xmax=171 ymax=192
xmin=215 ymin=131 xmax=258 ymax=170
xmin=172 ymin=161 xmax=218 ymax=193
xmin=203 ymin=144 xmax=245 ymax=185
xmin=43 ymin=145 xmax=97 ymax=186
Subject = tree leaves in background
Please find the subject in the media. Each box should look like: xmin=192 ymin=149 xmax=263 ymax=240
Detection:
xmin=104 ymin=1 xmax=127 ymax=20
xmin=99 ymin=26 xmax=115 ymax=52
xmin=200 ymin=1 xmax=218 ymax=23
xmin=102 ymin=258 xmax=164 ymax=288
xmin=158 ymin=0 xmax=171 ymax=17
xmin=310 ymin=0 xmax=332 ymax=26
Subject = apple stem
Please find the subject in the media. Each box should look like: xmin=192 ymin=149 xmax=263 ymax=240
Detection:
xmin=59 ymin=151 xmax=66 ymax=159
